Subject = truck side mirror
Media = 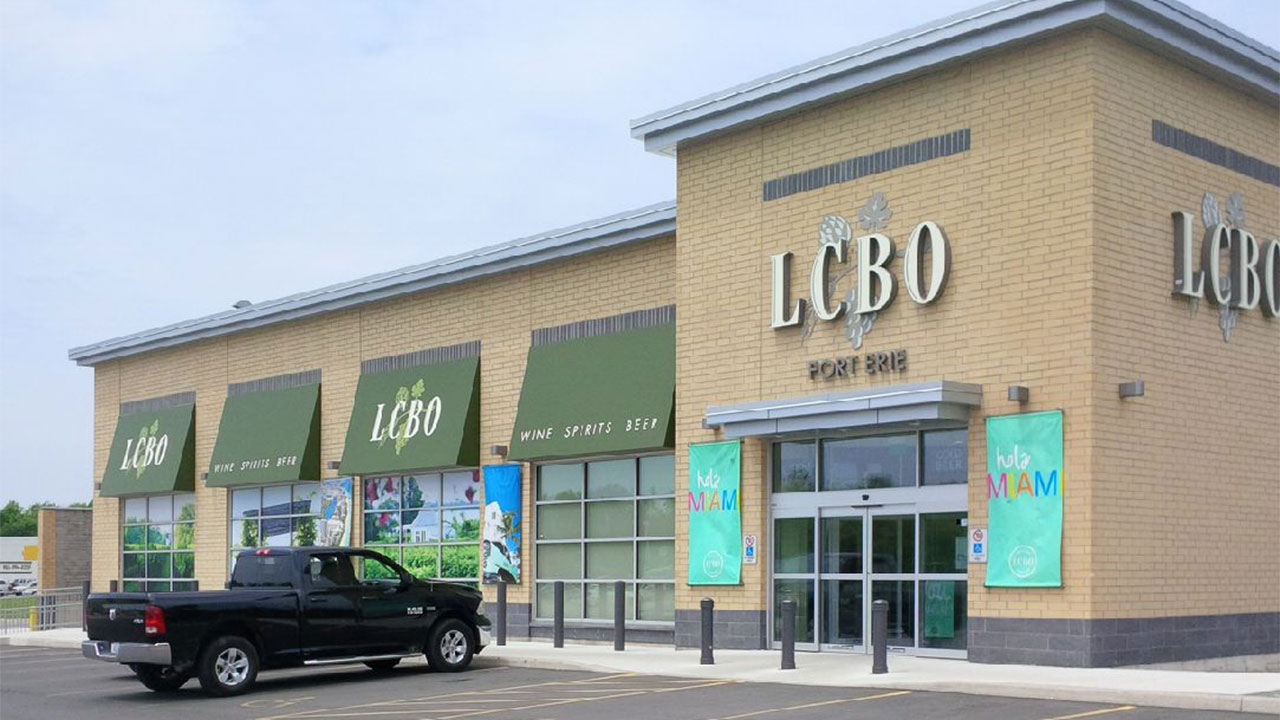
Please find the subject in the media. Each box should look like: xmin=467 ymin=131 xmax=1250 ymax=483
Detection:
xmin=398 ymin=573 xmax=412 ymax=592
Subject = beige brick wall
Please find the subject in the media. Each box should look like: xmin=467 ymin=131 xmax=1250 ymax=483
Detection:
xmin=1089 ymin=33 xmax=1279 ymax=619
xmin=90 ymin=237 xmax=676 ymax=598
xmin=674 ymin=32 xmax=1101 ymax=620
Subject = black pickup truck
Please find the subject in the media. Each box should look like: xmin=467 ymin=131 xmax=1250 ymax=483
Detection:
xmin=82 ymin=547 xmax=491 ymax=696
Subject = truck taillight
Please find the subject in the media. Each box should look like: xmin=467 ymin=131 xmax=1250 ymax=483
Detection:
xmin=143 ymin=604 xmax=166 ymax=636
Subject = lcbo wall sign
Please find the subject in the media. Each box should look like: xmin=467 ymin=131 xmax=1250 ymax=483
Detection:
xmin=770 ymin=215 xmax=950 ymax=331
xmin=1170 ymin=191 xmax=1278 ymax=342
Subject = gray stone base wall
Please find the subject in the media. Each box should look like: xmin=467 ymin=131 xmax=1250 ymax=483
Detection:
xmin=969 ymin=612 xmax=1280 ymax=667
xmin=529 ymin=623 xmax=674 ymax=646
xmin=482 ymin=601 xmax=532 ymax=641
xmin=675 ymin=609 xmax=767 ymax=650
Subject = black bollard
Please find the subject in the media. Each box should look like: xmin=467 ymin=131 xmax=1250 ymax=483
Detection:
xmin=81 ymin=580 xmax=90 ymax=631
xmin=553 ymin=581 xmax=565 ymax=648
xmin=109 ymin=580 xmax=118 ymax=593
xmin=780 ymin=599 xmax=796 ymax=670
xmin=871 ymin=598 xmax=888 ymax=674
xmin=700 ymin=597 xmax=715 ymax=665
xmin=496 ymin=581 xmax=508 ymax=646
xmin=614 ymin=580 xmax=625 ymax=651
xmin=192 ymin=580 xmax=199 ymax=591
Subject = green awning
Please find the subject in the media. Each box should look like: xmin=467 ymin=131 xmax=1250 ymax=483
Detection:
xmin=340 ymin=356 xmax=480 ymax=475
xmin=207 ymin=383 xmax=320 ymax=487
xmin=100 ymin=402 xmax=196 ymax=497
xmin=508 ymin=322 xmax=675 ymax=460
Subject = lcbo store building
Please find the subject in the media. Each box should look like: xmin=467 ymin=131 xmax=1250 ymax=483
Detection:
xmin=71 ymin=0 xmax=1277 ymax=667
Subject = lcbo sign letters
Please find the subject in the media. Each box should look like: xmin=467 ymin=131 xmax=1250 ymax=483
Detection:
xmin=771 ymin=220 xmax=950 ymax=328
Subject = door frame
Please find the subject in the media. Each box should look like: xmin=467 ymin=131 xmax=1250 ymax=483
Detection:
xmin=765 ymin=430 xmax=970 ymax=658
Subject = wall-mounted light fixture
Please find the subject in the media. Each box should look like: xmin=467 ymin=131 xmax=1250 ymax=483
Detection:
xmin=491 ymin=445 xmax=509 ymax=459
xmin=200 ymin=472 xmax=209 ymax=481
xmin=326 ymin=460 xmax=342 ymax=471
xmin=1118 ymin=380 xmax=1145 ymax=399
xmin=1007 ymin=385 xmax=1030 ymax=404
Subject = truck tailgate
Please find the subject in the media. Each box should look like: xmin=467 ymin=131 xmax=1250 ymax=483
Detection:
xmin=85 ymin=593 xmax=151 ymax=644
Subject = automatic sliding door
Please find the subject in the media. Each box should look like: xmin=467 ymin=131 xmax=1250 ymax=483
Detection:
xmin=819 ymin=512 xmax=863 ymax=650
xmin=869 ymin=513 xmax=916 ymax=648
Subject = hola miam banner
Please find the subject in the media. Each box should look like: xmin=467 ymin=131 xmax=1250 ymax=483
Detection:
xmin=985 ymin=410 xmax=1063 ymax=587
xmin=482 ymin=464 xmax=522 ymax=584
xmin=687 ymin=440 xmax=741 ymax=585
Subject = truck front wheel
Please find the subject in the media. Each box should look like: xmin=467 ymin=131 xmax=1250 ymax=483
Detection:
xmin=133 ymin=665 xmax=190 ymax=692
xmin=197 ymin=636 xmax=259 ymax=696
xmin=426 ymin=618 xmax=474 ymax=672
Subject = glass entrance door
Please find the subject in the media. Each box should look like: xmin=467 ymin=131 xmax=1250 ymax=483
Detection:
xmin=773 ymin=505 xmax=923 ymax=653
xmin=818 ymin=510 xmax=863 ymax=650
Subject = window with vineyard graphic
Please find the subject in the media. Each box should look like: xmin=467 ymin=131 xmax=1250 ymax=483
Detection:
xmin=122 ymin=493 xmax=196 ymax=592
xmin=362 ymin=471 xmax=481 ymax=585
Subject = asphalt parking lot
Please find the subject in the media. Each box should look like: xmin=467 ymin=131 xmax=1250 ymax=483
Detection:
xmin=0 ymin=646 xmax=1270 ymax=720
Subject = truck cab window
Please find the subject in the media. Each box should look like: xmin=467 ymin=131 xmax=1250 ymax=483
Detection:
xmin=230 ymin=554 xmax=295 ymax=588
xmin=354 ymin=554 xmax=402 ymax=585
xmin=307 ymin=554 xmax=356 ymax=588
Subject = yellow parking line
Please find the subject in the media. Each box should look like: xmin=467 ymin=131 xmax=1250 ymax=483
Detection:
xmin=257 ymin=678 xmax=610 ymax=720
xmin=437 ymin=690 xmax=653 ymax=719
xmin=1034 ymin=706 xmax=1136 ymax=720
xmin=710 ymin=690 xmax=912 ymax=720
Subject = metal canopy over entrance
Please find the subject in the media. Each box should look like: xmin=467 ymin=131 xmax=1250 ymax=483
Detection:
xmin=704 ymin=381 xmax=981 ymax=438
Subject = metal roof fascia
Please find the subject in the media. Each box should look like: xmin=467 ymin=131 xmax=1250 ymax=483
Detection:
xmin=631 ymin=0 xmax=1279 ymax=155
xmin=69 ymin=202 xmax=676 ymax=366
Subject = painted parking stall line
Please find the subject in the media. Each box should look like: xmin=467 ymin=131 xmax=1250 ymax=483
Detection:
xmin=1034 ymin=706 xmax=1136 ymax=720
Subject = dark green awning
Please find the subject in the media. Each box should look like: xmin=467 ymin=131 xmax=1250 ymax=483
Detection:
xmin=207 ymin=383 xmax=320 ymax=487
xmin=508 ymin=322 xmax=674 ymax=460
xmin=100 ymin=402 xmax=196 ymax=497
xmin=340 ymin=356 xmax=480 ymax=475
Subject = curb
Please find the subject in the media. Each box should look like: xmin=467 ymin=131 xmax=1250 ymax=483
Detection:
xmin=0 ymin=633 xmax=86 ymax=649
xmin=476 ymin=653 xmax=1280 ymax=715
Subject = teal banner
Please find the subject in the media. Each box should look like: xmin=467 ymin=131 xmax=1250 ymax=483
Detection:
xmin=687 ymin=441 xmax=741 ymax=585
xmin=985 ymin=410 xmax=1064 ymax=587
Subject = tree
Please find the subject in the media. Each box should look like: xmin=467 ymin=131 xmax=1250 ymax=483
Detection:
xmin=0 ymin=502 xmax=41 ymax=537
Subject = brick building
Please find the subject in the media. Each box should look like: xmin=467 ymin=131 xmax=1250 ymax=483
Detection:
xmin=69 ymin=0 xmax=1277 ymax=667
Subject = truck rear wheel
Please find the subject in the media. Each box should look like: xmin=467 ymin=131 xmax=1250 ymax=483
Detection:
xmin=425 ymin=618 xmax=474 ymax=672
xmin=197 ymin=636 xmax=259 ymax=696
xmin=133 ymin=665 xmax=190 ymax=692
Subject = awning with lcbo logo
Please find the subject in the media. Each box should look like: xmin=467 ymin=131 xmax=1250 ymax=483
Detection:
xmin=339 ymin=342 xmax=481 ymax=476
xmin=100 ymin=392 xmax=197 ymax=497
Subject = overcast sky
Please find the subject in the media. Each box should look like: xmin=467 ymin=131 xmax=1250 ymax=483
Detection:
xmin=2 ymin=1 xmax=1276 ymax=506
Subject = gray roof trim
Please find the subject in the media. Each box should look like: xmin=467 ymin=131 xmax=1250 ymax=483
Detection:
xmin=68 ymin=201 xmax=676 ymax=367
xmin=630 ymin=0 xmax=1279 ymax=155
xmin=705 ymin=381 xmax=983 ymax=438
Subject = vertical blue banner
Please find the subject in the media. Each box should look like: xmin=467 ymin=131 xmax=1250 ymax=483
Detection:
xmin=482 ymin=464 xmax=522 ymax=584
xmin=688 ymin=440 xmax=741 ymax=585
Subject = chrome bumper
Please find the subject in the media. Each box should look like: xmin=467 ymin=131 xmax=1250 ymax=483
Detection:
xmin=82 ymin=640 xmax=172 ymax=665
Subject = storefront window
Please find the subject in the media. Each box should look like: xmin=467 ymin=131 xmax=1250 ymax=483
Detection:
xmin=534 ymin=454 xmax=674 ymax=622
xmin=822 ymin=434 xmax=917 ymax=490
xmin=772 ymin=441 xmax=815 ymax=492
xmin=230 ymin=484 xmax=322 ymax=569
xmin=122 ymin=493 xmax=195 ymax=592
xmin=361 ymin=471 xmax=481 ymax=585
xmin=923 ymin=429 xmax=968 ymax=485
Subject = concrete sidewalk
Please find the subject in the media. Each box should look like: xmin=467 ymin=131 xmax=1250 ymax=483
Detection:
xmin=7 ymin=629 xmax=1277 ymax=714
